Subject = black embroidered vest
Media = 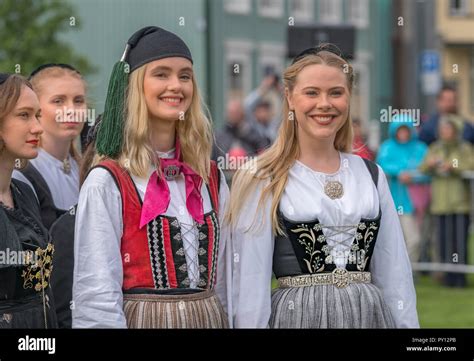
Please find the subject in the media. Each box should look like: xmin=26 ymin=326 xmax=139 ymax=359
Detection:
xmin=273 ymin=158 xmax=381 ymax=278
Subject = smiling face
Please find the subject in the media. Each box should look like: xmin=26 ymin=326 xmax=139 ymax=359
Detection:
xmin=143 ymin=57 xmax=194 ymax=123
xmin=286 ymin=64 xmax=350 ymax=145
xmin=36 ymin=74 xmax=86 ymax=141
xmin=0 ymin=85 xmax=43 ymax=160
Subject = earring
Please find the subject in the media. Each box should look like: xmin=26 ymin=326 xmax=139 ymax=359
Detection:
xmin=288 ymin=110 xmax=295 ymax=121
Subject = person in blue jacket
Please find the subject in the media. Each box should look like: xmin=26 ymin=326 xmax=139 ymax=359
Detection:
xmin=377 ymin=115 xmax=429 ymax=263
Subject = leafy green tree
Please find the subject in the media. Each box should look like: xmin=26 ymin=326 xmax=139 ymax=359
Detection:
xmin=0 ymin=0 xmax=95 ymax=76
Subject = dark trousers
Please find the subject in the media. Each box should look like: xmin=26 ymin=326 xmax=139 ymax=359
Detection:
xmin=436 ymin=214 xmax=470 ymax=287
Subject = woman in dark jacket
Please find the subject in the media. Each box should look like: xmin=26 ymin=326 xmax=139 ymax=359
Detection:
xmin=0 ymin=73 xmax=57 ymax=328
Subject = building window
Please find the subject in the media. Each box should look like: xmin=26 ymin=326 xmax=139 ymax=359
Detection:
xmin=318 ymin=0 xmax=342 ymax=24
xmin=257 ymin=0 xmax=284 ymax=18
xmin=258 ymin=42 xmax=285 ymax=79
xmin=449 ymin=0 xmax=469 ymax=16
xmin=224 ymin=0 xmax=251 ymax=14
xmin=289 ymin=0 xmax=314 ymax=23
xmin=348 ymin=0 xmax=369 ymax=28
xmin=225 ymin=40 xmax=254 ymax=101
xmin=229 ymin=62 xmax=244 ymax=91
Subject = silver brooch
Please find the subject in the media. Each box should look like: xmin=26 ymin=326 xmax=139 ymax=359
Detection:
xmin=324 ymin=180 xmax=344 ymax=200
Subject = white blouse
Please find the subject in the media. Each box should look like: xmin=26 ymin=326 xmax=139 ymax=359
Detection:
xmin=30 ymin=148 xmax=79 ymax=210
xmin=232 ymin=152 xmax=419 ymax=328
xmin=72 ymin=151 xmax=232 ymax=328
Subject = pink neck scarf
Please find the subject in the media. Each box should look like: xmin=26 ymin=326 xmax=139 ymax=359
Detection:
xmin=139 ymin=139 xmax=203 ymax=229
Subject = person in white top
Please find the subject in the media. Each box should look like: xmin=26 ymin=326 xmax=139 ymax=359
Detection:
xmin=72 ymin=26 xmax=231 ymax=329
xmin=14 ymin=64 xmax=86 ymax=229
xmin=227 ymin=44 xmax=419 ymax=328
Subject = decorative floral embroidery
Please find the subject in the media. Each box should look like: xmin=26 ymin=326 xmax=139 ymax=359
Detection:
xmin=355 ymin=222 xmax=378 ymax=271
xmin=21 ymin=243 xmax=54 ymax=292
xmin=290 ymin=224 xmax=325 ymax=273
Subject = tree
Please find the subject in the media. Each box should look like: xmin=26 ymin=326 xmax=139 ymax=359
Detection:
xmin=0 ymin=0 xmax=95 ymax=76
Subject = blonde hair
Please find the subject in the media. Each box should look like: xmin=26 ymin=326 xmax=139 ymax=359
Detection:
xmin=93 ymin=63 xmax=213 ymax=182
xmin=227 ymin=50 xmax=354 ymax=235
xmin=29 ymin=66 xmax=86 ymax=163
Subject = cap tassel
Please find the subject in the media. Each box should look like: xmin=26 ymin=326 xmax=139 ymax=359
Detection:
xmin=96 ymin=44 xmax=130 ymax=158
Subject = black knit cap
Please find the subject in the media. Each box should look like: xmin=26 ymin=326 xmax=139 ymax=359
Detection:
xmin=0 ymin=73 xmax=10 ymax=85
xmin=96 ymin=26 xmax=193 ymax=158
xmin=127 ymin=26 xmax=193 ymax=72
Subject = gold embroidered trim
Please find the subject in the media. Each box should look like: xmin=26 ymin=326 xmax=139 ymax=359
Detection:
xmin=21 ymin=243 xmax=54 ymax=292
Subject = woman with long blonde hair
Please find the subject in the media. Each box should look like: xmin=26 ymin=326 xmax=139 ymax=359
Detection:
xmin=228 ymin=45 xmax=419 ymax=328
xmin=72 ymin=27 xmax=230 ymax=328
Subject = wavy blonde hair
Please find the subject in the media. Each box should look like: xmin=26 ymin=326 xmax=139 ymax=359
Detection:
xmin=93 ymin=63 xmax=213 ymax=182
xmin=227 ymin=50 xmax=354 ymax=235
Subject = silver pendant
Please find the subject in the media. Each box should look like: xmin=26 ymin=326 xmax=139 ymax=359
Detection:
xmin=62 ymin=159 xmax=71 ymax=174
xmin=324 ymin=180 xmax=344 ymax=200
xmin=164 ymin=165 xmax=180 ymax=180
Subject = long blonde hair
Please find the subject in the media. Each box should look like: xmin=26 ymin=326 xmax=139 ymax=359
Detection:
xmin=29 ymin=66 xmax=86 ymax=163
xmin=93 ymin=63 xmax=213 ymax=182
xmin=227 ymin=50 xmax=355 ymax=235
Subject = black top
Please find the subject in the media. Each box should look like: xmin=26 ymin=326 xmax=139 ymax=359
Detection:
xmin=0 ymin=179 xmax=57 ymax=328
xmin=49 ymin=205 xmax=76 ymax=328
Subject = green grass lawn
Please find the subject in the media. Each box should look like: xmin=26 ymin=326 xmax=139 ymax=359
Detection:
xmin=415 ymin=273 xmax=474 ymax=328
xmin=414 ymin=231 xmax=474 ymax=327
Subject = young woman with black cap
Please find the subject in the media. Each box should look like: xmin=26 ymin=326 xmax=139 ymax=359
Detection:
xmin=0 ymin=73 xmax=57 ymax=328
xmin=72 ymin=27 xmax=231 ymax=328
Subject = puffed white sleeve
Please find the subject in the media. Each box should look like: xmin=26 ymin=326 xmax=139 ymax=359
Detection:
xmin=371 ymin=165 xmax=420 ymax=328
xmin=214 ymin=169 xmax=233 ymax=326
xmin=232 ymin=180 xmax=274 ymax=328
xmin=72 ymin=167 xmax=127 ymax=328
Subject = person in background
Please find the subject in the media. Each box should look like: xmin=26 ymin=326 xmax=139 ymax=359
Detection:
xmin=377 ymin=115 xmax=429 ymax=263
xmin=418 ymin=85 xmax=474 ymax=145
xmin=352 ymin=118 xmax=374 ymax=160
xmin=419 ymin=116 xmax=474 ymax=287
xmin=13 ymin=64 xmax=87 ymax=230
xmin=213 ymin=99 xmax=269 ymax=183
xmin=49 ymin=115 xmax=101 ymax=328
xmin=244 ymin=70 xmax=283 ymax=144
